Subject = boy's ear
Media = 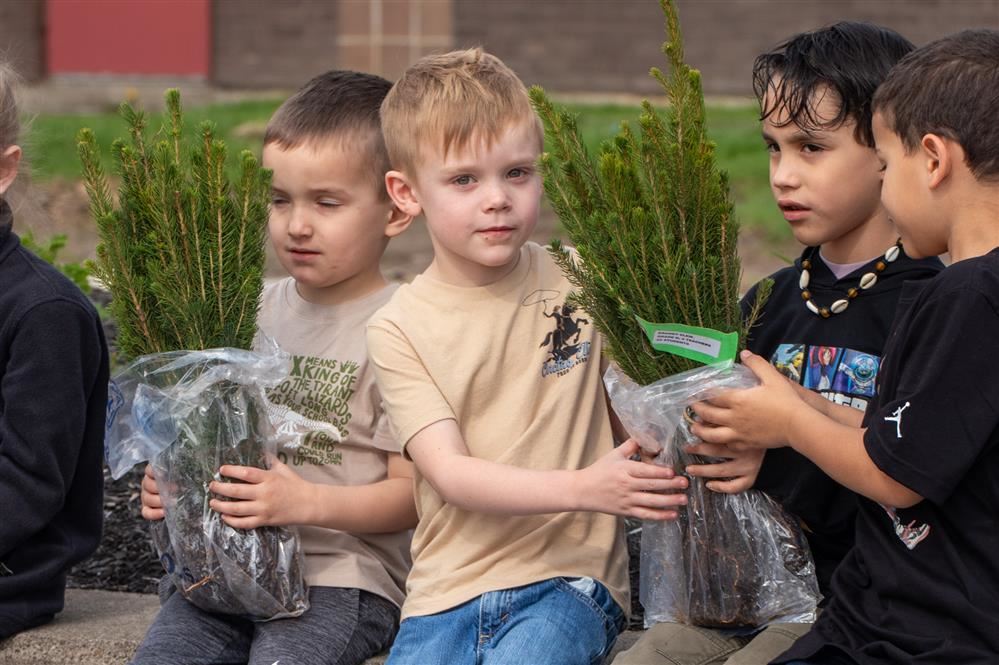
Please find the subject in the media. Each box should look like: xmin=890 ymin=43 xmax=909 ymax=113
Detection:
xmin=384 ymin=202 xmax=414 ymax=239
xmin=920 ymin=133 xmax=959 ymax=190
xmin=385 ymin=170 xmax=423 ymax=218
xmin=0 ymin=145 xmax=22 ymax=196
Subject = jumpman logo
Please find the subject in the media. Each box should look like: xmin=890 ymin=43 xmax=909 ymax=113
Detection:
xmin=884 ymin=401 xmax=911 ymax=438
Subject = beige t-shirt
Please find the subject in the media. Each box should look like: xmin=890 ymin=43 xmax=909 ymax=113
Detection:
xmin=366 ymin=242 xmax=629 ymax=620
xmin=256 ymin=278 xmax=411 ymax=607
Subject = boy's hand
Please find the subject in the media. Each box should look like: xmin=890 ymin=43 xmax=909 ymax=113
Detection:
xmin=140 ymin=463 xmax=165 ymax=521
xmin=684 ymin=443 xmax=765 ymax=494
xmin=689 ymin=350 xmax=804 ymax=450
xmin=576 ymin=439 xmax=688 ymax=521
xmin=208 ymin=458 xmax=315 ymax=529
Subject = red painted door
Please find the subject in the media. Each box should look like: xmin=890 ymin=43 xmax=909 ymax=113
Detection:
xmin=46 ymin=0 xmax=210 ymax=77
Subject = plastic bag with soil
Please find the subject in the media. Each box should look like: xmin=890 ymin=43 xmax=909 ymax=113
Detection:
xmin=605 ymin=361 xmax=821 ymax=629
xmin=105 ymin=338 xmax=338 ymax=620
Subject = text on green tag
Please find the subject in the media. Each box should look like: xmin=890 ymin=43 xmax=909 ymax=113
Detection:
xmin=635 ymin=317 xmax=739 ymax=366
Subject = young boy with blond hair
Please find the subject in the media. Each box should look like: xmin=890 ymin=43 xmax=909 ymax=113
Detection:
xmin=690 ymin=29 xmax=999 ymax=664
xmin=367 ymin=47 xmax=689 ymax=664
xmin=136 ymin=70 xmax=416 ymax=665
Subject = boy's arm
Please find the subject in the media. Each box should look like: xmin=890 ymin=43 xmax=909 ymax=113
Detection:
xmin=208 ymin=453 xmax=417 ymax=533
xmin=690 ymin=351 xmax=922 ymax=508
xmin=406 ymin=418 xmax=688 ymax=520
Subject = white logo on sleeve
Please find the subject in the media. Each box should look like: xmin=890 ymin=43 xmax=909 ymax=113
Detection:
xmin=884 ymin=401 xmax=911 ymax=438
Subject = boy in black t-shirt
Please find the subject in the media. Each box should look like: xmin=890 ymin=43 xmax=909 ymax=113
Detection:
xmin=690 ymin=29 xmax=999 ymax=665
xmin=614 ymin=22 xmax=941 ymax=665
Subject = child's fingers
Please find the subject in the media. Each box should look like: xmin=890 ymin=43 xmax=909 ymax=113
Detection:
xmin=219 ymin=513 xmax=264 ymax=530
xmin=689 ymin=400 xmax=730 ymax=426
xmin=704 ymin=476 xmax=755 ymax=494
xmin=209 ymin=480 xmax=257 ymax=500
xmin=629 ymin=507 xmax=680 ymax=522
xmin=144 ymin=463 xmax=156 ymax=480
xmin=218 ymin=464 xmax=267 ymax=483
xmin=210 ymin=497 xmax=260 ymax=517
xmin=140 ymin=505 xmax=165 ymax=520
xmin=627 ymin=460 xmax=677 ymax=479
xmin=141 ymin=472 xmax=160 ymax=496
xmin=690 ymin=422 xmax=738 ymax=445
xmin=686 ymin=460 xmax=740 ymax=478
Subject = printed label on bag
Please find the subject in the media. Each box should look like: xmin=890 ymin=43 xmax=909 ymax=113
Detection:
xmin=636 ymin=317 xmax=739 ymax=365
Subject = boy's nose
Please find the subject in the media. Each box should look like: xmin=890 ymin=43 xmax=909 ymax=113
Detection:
xmin=482 ymin=182 xmax=512 ymax=212
xmin=771 ymin=156 xmax=800 ymax=190
xmin=287 ymin=208 xmax=313 ymax=237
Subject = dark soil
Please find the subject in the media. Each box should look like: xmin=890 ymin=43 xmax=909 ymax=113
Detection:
xmin=66 ymin=464 xmax=162 ymax=594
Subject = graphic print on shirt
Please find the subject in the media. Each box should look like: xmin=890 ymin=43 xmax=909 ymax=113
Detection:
xmin=884 ymin=401 xmax=910 ymax=438
xmin=770 ymin=343 xmax=881 ymax=411
xmin=268 ymin=355 xmax=360 ymax=466
xmin=523 ymin=289 xmax=592 ymax=378
xmin=881 ymin=504 xmax=931 ymax=550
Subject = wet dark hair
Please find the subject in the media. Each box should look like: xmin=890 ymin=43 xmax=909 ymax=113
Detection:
xmin=873 ymin=29 xmax=999 ymax=182
xmin=753 ymin=22 xmax=914 ymax=147
xmin=264 ymin=70 xmax=392 ymax=197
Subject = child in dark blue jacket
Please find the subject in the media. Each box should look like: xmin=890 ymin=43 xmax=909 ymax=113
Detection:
xmin=0 ymin=61 xmax=109 ymax=640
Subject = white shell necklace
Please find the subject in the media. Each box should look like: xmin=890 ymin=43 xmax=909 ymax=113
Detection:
xmin=799 ymin=239 xmax=902 ymax=318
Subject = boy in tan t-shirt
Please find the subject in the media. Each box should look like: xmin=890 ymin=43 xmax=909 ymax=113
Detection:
xmin=136 ymin=71 xmax=416 ymax=665
xmin=367 ymin=48 xmax=689 ymax=665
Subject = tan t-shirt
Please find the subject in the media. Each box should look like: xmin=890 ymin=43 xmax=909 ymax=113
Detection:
xmin=366 ymin=242 xmax=629 ymax=620
xmin=256 ymin=278 xmax=411 ymax=607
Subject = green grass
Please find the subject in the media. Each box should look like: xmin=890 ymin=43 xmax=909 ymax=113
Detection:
xmin=24 ymin=97 xmax=787 ymax=241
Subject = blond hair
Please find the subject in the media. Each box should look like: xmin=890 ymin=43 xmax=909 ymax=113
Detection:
xmin=380 ymin=47 xmax=542 ymax=174
xmin=0 ymin=61 xmax=20 ymax=153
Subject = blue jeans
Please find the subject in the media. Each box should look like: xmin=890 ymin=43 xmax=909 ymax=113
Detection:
xmin=386 ymin=577 xmax=626 ymax=665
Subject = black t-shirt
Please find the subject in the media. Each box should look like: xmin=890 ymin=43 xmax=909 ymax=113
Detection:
xmin=778 ymin=248 xmax=999 ymax=664
xmin=742 ymin=247 xmax=942 ymax=593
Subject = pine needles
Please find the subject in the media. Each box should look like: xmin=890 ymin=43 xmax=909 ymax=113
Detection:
xmin=530 ymin=0 xmax=770 ymax=385
xmin=78 ymin=89 xmax=270 ymax=359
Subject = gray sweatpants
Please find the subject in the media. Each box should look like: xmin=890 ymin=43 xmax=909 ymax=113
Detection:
xmin=130 ymin=583 xmax=398 ymax=665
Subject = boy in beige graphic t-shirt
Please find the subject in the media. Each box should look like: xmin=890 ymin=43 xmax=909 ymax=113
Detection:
xmin=367 ymin=48 xmax=690 ymax=665
xmin=136 ymin=71 xmax=416 ymax=665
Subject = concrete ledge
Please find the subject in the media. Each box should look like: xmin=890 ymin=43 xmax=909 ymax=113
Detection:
xmin=0 ymin=589 xmax=640 ymax=664
xmin=0 ymin=589 xmax=159 ymax=665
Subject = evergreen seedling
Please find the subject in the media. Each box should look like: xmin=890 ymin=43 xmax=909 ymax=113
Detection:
xmin=530 ymin=1 xmax=819 ymax=629
xmin=77 ymin=92 xmax=307 ymax=619
xmin=530 ymin=1 xmax=770 ymax=385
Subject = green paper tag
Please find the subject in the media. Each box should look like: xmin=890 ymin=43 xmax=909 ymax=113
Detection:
xmin=636 ymin=317 xmax=739 ymax=366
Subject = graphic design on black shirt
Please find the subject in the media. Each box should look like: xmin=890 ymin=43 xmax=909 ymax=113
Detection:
xmin=884 ymin=401 xmax=911 ymax=438
xmin=881 ymin=505 xmax=931 ymax=550
xmin=771 ymin=343 xmax=880 ymax=410
xmin=523 ymin=289 xmax=592 ymax=378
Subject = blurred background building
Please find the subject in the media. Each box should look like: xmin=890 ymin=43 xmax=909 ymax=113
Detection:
xmin=2 ymin=0 xmax=997 ymax=97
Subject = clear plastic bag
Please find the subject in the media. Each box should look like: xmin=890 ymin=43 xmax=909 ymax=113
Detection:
xmin=605 ymin=361 xmax=821 ymax=629
xmin=105 ymin=336 xmax=338 ymax=621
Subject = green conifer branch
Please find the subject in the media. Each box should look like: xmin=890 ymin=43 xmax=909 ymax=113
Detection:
xmin=531 ymin=0 xmax=770 ymax=385
xmin=77 ymin=89 xmax=270 ymax=359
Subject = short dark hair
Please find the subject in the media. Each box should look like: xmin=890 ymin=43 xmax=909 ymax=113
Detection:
xmin=753 ymin=22 xmax=914 ymax=147
xmin=873 ymin=29 xmax=999 ymax=182
xmin=264 ymin=70 xmax=392 ymax=197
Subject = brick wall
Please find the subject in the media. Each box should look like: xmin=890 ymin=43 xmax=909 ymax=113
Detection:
xmin=0 ymin=0 xmax=44 ymax=82
xmin=212 ymin=0 xmax=341 ymax=88
xmin=455 ymin=0 xmax=999 ymax=96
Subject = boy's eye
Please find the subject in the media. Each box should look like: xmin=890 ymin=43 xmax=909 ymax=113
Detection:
xmin=764 ymin=142 xmax=779 ymax=154
xmin=270 ymin=196 xmax=289 ymax=206
xmin=453 ymin=175 xmax=474 ymax=186
xmin=507 ymin=167 xmax=528 ymax=178
xmin=318 ymin=199 xmax=340 ymax=208
xmin=802 ymin=144 xmax=824 ymax=154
